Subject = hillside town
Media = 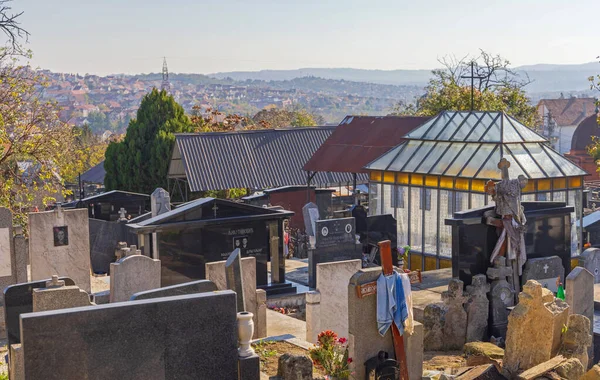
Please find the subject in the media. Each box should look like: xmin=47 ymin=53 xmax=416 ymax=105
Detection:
xmin=4 ymin=1 xmax=600 ymax=380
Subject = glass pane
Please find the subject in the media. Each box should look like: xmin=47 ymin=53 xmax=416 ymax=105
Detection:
xmin=502 ymin=151 xmax=528 ymax=179
xmin=502 ymin=117 xmax=524 ymax=143
xmin=461 ymin=144 xmax=496 ymax=178
xmin=505 ymin=144 xmax=545 ymax=179
xmin=436 ymin=112 xmax=466 ymax=140
xmin=536 ymin=192 xmax=551 ymax=201
xmin=396 ymin=186 xmax=409 ymax=247
xmin=471 ymin=193 xmax=486 ymax=209
xmin=507 ymin=116 xmax=546 ymax=142
xmin=409 ymin=187 xmax=423 ymax=252
xmin=368 ymin=183 xmax=380 ymax=216
xmin=525 ymin=143 xmax=563 ymax=177
xmin=439 ymin=190 xmax=452 ymax=257
xmin=387 ymin=141 xmax=422 ymax=172
xmin=553 ymin=191 xmax=566 ymax=203
xmin=423 ymin=189 xmax=439 ymax=256
xmin=466 ymin=113 xmax=495 ymax=142
xmin=403 ymin=141 xmax=436 ymax=172
xmin=419 ymin=112 xmax=450 ymax=140
xmin=476 ymin=148 xmax=503 ymax=180
xmin=522 ymin=193 xmax=536 ymax=201
xmin=481 ymin=113 xmax=502 ymax=142
xmin=568 ymin=190 xmax=578 ymax=255
xmin=415 ymin=143 xmax=449 ymax=174
xmin=450 ymin=113 xmax=479 ymax=141
xmin=407 ymin=117 xmax=438 ymax=139
xmin=543 ymin=145 xmax=587 ymax=177
xmin=430 ymin=143 xmax=464 ymax=175
xmin=383 ymin=184 xmax=394 ymax=217
xmin=444 ymin=144 xmax=480 ymax=177
xmin=367 ymin=144 xmax=404 ymax=170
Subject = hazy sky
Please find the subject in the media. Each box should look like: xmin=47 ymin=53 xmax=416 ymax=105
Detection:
xmin=15 ymin=0 xmax=600 ymax=75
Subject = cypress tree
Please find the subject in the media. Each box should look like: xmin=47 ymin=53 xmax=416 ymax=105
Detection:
xmin=104 ymin=88 xmax=193 ymax=193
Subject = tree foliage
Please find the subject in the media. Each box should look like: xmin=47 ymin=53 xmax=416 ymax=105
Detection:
xmin=586 ymin=62 xmax=600 ymax=170
xmin=104 ymin=88 xmax=193 ymax=194
xmin=390 ymin=50 xmax=539 ymax=128
xmin=252 ymin=107 xmax=317 ymax=128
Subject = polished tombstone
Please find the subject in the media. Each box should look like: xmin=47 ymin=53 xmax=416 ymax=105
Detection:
xmin=364 ymin=214 xmax=399 ymax=266
xmin=131 ymin=280 xmax=217 ymax=300
xmin=308 ymin=217 xmax=361 ymax=288
xmin=127 ymin=198 xmax=293 ymax=288
xmin=21 ymin=291 xmax=238 ymax=380
xmin=3 ymin=277 xmax=75 ymax=348
xmin=445 ymin=202 xmax=573 ymax=287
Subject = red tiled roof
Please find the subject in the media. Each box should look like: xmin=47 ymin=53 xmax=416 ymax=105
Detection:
xmin=303 ymin=115 xmax=431 ymax=174
xmin=537 ymin=98 xmax=597 ymax=126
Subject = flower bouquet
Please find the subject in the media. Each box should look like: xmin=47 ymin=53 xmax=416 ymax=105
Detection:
xmin=309 ymin=330 xmax=352 ymax=379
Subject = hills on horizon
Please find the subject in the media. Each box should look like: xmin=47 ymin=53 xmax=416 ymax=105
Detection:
xmin=209 ymin=61 xmax=600 ymax=94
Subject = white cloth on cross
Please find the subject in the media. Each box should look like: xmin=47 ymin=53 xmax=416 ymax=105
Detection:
xmin=490 ymin=217 xmax=527 ymax=275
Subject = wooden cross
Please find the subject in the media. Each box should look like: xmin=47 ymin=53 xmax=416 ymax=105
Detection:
xmin=379 ymin=240 xmax=409 ymax=380
xmin=460 ymin=61 xmax=486 ymax=111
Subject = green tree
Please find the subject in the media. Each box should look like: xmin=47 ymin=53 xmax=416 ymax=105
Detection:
xmin=390 ymin=50 xmax=539 ymax=128
xmin=104 ymin=89 xmax=193 ymax=193
xmin=291 ymin=109 xmax=316 ymax=127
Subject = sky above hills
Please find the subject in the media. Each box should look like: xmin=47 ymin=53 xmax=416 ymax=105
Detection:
xmin=17 ymin=0 xmax=600 ymax=75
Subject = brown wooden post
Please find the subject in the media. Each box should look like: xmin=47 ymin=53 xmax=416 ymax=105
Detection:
xmin=378 ymin=240 xmax=409 ymax=380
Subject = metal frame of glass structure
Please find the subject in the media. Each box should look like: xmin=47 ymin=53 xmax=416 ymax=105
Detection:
xmin=365 ymin=111 xmax=587 ymax=271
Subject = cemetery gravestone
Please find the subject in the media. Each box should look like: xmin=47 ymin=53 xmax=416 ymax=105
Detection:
xmin=226 ymin=248 xmax=246 ymax=312
xmin=347 ymin=267 xmax=423 ymax=380
xmin=579 ymin=248 xmax=600 ymax=283
xmin=309 ymin=217 xmax=360 ymax=288
xmin=32 ymin=275 xmax=93 ymax=312
xmin=29 ymin=207 xmax=92 ymax=292
xmin=560 ymin=314 xmax=592 ymax=369
xmin=465 ymin=274 xmax=490 ymax=342
xmin=503 ymin=280 xmax=570 ymax=375
xmin=302 ymin=202 xmax=319 ymax=237
xmin=486 ymin=256 xmax=515 ymax=339
xmin=565 ymin=266 xmax=594 ymax=368
xmin=109 ymin=253 xmax=161 ymax=303
xmin=306 ymin=259 xmax=362 ymax=343
xmin=13 ymin=225 xmax=28 ymax=284
xmin=3 ymin=277 xmax=75 ymax=347
xmin=131 ymin=279 xmax=217 ymax=300
xmin=423 ymin=303 xmax=446 ymax=351
xmin=521 ymin=255 xmax=565 ymax=293
xmin=441 ymin=278 xmax=468 ymax=350
xmin=151 ymin=188 xmax=171 ymax=259
xmin=21 ymin=291 xmax=239 ymax=380
xmin=206 ymin=256 xmax=264 ymax=339
xmin=0 ymin=207 xmax=15 ymax=338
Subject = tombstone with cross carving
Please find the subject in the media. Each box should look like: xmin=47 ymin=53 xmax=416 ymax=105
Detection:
xmin=521 ymin=256 xmax=565 ymax=293
xmin=485 ymin=158 xmax=528 ymax=299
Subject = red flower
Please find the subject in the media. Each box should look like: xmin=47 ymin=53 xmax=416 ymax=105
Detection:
xmin=338 ymin=337 xmax=347 ymax=344
xmin=347 ymin=358 xmax=353 ymax=364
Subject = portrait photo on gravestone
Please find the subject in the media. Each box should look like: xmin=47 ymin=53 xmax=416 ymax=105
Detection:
xmin=52 ymin=226 xmax=68 ymax=247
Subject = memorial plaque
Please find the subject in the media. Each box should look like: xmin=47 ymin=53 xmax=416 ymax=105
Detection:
xmin=315 ymin=217 xmax=355 ymax=248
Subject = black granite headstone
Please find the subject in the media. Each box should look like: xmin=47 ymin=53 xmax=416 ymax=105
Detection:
xmin=21 ymin=291 xmax=238 ymax=380
xmin=130 ymin=279 xmax=217 ymax=300
xmin=445 ymin=202 xmax=573 ymax=287
xmin=3 ymin=277 xmax=75 ymax=347
xmin=366 ymin=214 xmax=398 ymax=266
xmin=308 ymin=217 xmax=361 ymax=288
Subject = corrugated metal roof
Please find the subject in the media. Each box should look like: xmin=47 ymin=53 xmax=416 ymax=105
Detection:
xmin=80 ymin=161 xmax=106 ymax=184
xmin=303 ymin=115 xmax=430 ymax=173
xmin=169 ymin=127 xmax=355 ymax=192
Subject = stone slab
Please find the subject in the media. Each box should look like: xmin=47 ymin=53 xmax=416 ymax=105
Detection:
xmin=521 ymin=256 xmax=564 ymax=293
xmin=0 ymin=227 xmax=12 ymax=277
xmin=308 ymin=259 xmax=361 ymax=343
xmin=302 ymin=202 xmax=319 ymax=237
xmin=21 ymin=291 xmax=238 ymax=380
xmin=33 ymin=285 xmax=93 ymax=312
xmin=566 ymin=266 xmax=594 ymax=368
xmin=29 ymin=208 xmax=91 ymax=292
xmin=109 ymin=254 xmax=161 ymax=303
xmin=3 ymin=277 xmax=75 ymax=347
xmin=239 ymin=354 xmax=260 ymax=380
xmin=206 ymin=256 xmax=259 ymax=339
xmin=580 ymin=248 xmax=600 ymax=283
xmin=131 ymin=279 xmax=217 ymax=300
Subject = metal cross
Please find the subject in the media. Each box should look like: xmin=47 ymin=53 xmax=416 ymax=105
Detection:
xmin=212 ymin=203 xmax=219 ymax=218
xmin=118 ymin=207 xmax=127 ymax=220
xmin=461 ymin=61 xmax=486 ymax=111
xmin=543 ymin=264 xmax=549 ymax=274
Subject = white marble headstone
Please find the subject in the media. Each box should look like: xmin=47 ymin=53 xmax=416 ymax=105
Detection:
xmin=29 ymin=208 xmax=91 ymax=292
xmin=0 ymin=227 xmax=11 ymax=277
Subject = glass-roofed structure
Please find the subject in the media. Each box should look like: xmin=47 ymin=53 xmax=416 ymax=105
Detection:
xmin=365 ymin=111 xmax=588 ymax=271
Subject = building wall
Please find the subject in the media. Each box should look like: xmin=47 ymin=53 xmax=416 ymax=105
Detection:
xmin=268 ymin=189 xmax=316 ymax=231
